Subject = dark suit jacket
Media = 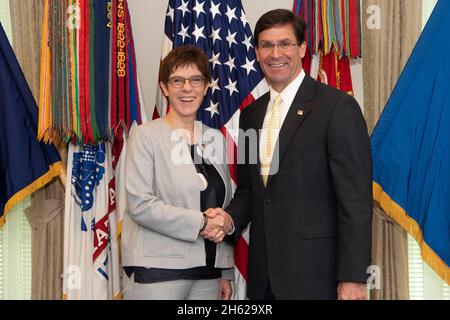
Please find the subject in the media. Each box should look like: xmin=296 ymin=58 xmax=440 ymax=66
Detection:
xmin=226 ymin=75 xmax=372 ymax=300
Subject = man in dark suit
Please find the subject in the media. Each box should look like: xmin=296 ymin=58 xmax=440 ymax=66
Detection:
xmin=203 ymin=9 xmax=372 ymax=300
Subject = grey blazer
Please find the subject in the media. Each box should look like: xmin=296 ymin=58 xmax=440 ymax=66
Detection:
xmin=122 ymin=119 xmax=234 ymax=277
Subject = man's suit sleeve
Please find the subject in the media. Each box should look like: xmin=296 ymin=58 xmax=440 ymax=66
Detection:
xmin=225 ymin=109 xmax=253 ymax=245
xmin=327 ymin=94 xmax=373 ymax=283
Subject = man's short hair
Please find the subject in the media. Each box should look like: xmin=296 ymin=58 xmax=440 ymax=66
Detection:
xmin=159 ymin=45 xmax=211 ymax=84
xmin=254 ymin=9 xmax=307 ymax=45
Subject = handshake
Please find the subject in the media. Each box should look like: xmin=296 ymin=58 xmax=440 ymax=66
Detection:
xmin=200 ymin=208 xmax=234 ymax=243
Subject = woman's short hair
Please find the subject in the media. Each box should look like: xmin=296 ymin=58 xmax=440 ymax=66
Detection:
xmin=159 ymin=45 xmax=211 ymax=84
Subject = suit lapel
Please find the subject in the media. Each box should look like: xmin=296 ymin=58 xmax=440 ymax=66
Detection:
xmin=266 ymin=75 xmax=316 ymax=187
xmin=253 ymin=93 xmax=270 ymax=195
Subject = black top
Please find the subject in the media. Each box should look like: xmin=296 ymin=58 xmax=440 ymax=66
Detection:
xmin=190 ymin=143 xmax=225 ymax=267
xmin=124 ymin=144 xmax=226 ymax=284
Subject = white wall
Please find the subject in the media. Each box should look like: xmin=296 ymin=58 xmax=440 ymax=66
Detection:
xmin=128 ymin=0 xmax=363 ymax=118
xmin=0 ymin=0 xmax=13 ymax=44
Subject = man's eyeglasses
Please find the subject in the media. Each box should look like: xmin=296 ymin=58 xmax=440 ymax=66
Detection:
xmin=167 ymin=76 xmax=206 ymax=88
xmin=258 ymin=41 xmax=299 ymax=52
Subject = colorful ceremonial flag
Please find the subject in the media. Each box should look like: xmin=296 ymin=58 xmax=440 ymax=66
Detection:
xmin=371 ymin=0 xmax=450 ymax=284
xmin=38 ymin=0 xmax=141 ymax=144
xmin=63 ymin=143 xmax=121 ymax=299
xmin=110 ymin=0 xmax=142 ymax=140
xmin=337 ymin=53 xmax=353 ymax=95
xmin=317 ymin=49 xmax=354 ymax=96
xmin=317 ymin=50 xmax=339 ymax=88
xmin=58 ymin=0 xmax=145 ymax=299
xmin=0 ymin=22 xmax=62 ymax=227
xmin=293 ymin=0 xmax=361 ymax=58
xmin=157 ymin=0 xmax=269 ymax=299
xmin=293 ymin=1 xmax=358 ymax=95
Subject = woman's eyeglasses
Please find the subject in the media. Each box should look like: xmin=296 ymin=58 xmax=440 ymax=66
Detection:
xmin=167 ymin=76 xmax=206 ymax=88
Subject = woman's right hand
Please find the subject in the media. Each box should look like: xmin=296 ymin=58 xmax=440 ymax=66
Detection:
xmin=201 ymin=208 xmax=233 ymax=242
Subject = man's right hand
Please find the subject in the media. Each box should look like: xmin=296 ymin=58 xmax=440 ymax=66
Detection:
xmin=200 ymin=208 xmax=234 ymax=243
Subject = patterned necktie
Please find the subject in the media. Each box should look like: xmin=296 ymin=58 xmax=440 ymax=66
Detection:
xmin=261 ymin=94 xmax=282 ymax=186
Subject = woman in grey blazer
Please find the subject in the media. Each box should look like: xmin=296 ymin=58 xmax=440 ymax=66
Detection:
xmin=121 ymin=46 xmax=234 ymax=300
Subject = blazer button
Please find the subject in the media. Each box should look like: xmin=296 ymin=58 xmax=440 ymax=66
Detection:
xmin=264 ymin=200 xmax=271 ymax=206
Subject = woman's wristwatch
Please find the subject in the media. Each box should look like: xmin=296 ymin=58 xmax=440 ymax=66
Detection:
xmin=200 ymin=212 xmax=208 ymax=232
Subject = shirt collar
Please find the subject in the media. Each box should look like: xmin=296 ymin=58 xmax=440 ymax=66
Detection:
xmin=269 ymin=69 xmax=306 ymax=105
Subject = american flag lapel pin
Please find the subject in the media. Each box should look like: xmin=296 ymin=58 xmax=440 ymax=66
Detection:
xmin=297 ymin=109 xmax=304 ymax=116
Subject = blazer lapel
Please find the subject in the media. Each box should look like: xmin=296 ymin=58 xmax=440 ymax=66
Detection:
xmin=266 ymin=75 xmax=316 ymax=187
xmin=253 ymin=93 xmax=270 ymax=195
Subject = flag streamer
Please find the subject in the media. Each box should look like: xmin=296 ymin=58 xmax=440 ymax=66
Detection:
xmin=39 ymin=0 xmax=141 ymax=144
xmin=293 ymin=0 xmax=361 ymax=58
xmin=38 ymin=0 xmax=145 ymax=299
xmin=295 ymin=0 xmax=357 ymax=95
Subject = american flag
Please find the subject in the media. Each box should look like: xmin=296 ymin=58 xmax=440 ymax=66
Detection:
xmin=155 ymin=0 xmax=269 ymax=299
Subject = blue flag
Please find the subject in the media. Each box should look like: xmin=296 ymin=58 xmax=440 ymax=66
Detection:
xmin=0 ymin=22 xmax=62 ymax=227
xmin=371 ymin=0 xmax=449 ymax=284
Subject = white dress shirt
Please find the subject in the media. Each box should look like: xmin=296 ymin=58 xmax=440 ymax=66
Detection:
xmin=259 ymin=69 xmax=306 ymax=164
